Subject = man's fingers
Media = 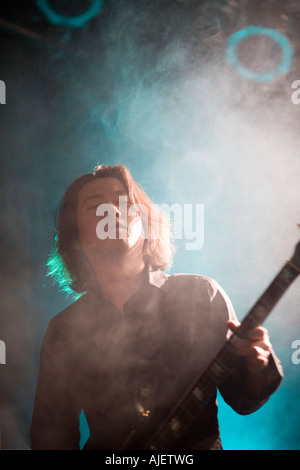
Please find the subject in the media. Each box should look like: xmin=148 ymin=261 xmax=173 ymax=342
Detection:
xmin=247 ymin=326 xmax=270 ymax=342
xmin=251 ymin=345 xmax=271 ymax=360
xmin=230 ymin=340 xmax=270 ymax=357
xmin=246 ymin=347 xmax=271 ymax=374
xmin=226 ymin=321 xmax=272 ymax=374
xmin=227 ymin=320 xmax=240 ymax=331
xmin=227 ymin=321 xmax=271 ymax=347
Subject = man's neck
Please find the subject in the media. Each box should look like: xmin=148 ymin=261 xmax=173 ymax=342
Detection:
xmin=92 ymin=256 xmax=146 ymax=314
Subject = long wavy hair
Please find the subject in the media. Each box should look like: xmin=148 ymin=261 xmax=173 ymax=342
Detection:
xmin=47 ymin=164 xmax=176 ymax=298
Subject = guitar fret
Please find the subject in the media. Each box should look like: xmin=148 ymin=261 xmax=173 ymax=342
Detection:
xmin=209 ymin=360 xmax=228 ymax=379
xmin=152 ymin=430 xmax=173 ymax=448
xmin=179 ymin=398 xmax=197 ymax=417
xmin=191 ymin=385 xmax=206 ymax=404
xmin=168 ymin=417 xmax=182 ymax=433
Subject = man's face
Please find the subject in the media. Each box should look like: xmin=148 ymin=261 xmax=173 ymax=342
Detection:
xmin=76 ymin=177 xmax=144 ymax=261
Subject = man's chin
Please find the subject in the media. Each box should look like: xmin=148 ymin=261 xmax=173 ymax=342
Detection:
xmin=90 ymin=238 xmax=132 ymax=258
xmin=83 ymin=235 xmax=144 ymax=262
xmin=98 ymin=237 xmax=129 ymax=252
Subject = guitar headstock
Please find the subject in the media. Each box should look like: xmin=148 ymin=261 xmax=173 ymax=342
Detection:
xmin=291 ymin=239 xmax=300 ymax=270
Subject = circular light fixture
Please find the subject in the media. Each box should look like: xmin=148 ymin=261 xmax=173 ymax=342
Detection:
xmin=226 ymin=26 xmax=294 ymax=82
xmin=36 ymin=0 xmax=104 ymax=28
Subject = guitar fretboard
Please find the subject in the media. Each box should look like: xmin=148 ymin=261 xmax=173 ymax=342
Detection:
xmin=145 ymin=256 xmax=300 ymax=450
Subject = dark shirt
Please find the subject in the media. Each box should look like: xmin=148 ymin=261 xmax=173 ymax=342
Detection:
xmin=30 ymin=268 xmax=283 ymax=450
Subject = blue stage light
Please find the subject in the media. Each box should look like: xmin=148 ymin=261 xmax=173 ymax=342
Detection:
xmin=226 ymin=26 xmax=294 ymax=82
xmin=36 ymin=0 xmax=104 ymax=28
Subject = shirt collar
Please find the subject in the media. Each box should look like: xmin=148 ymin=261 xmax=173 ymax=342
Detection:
xmin=122 ymin=267 xmax=169 ymax=316
xmin=86 ymin=266 xmax=169 ymax=302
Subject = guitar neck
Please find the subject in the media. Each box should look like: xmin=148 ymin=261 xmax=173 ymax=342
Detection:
xmin=146 ymin=256 xmax=300 ymax=450
xmin=233 ymin=259 xmax=300 ymax=338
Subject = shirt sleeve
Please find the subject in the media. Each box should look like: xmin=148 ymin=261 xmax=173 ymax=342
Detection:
xmin=209 ymin=279 xmax=284 ymax=415
xmin=30 ymin=318 xmax=80 ymax=450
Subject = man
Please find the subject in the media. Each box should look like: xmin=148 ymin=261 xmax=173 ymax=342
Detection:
xmin=30 ymin=164 xmax=283 ymax=450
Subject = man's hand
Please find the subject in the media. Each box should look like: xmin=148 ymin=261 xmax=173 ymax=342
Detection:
xmin=227 ymin=320 xmax=272 ymax=376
